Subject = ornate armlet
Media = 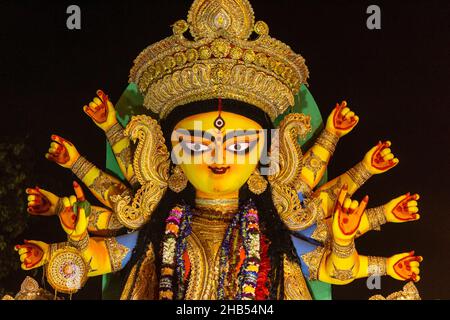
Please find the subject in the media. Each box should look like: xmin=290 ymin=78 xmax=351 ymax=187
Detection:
xmin=71 ymin=156 xmax=95 ymax=181
xmin=105 ymin=238 xmax=130 ymax=272
xmin=332 ymin=240 xmax=355 ymax=259
xmin=67 ymin=232 xmax=90 ymax=252
xmin=106 ymin=122 xmax=126 ymax=146
xmin=366 ymin=206 xmax=386 ymax=231
xmin=346 ymin=162 xmax=372 ymax=188
xmin=367 ymin=256 xmax=387 ymax=276
xmin=315 ymin=129 xmax=339 ymax=155
xmin=300 ymin=246 xmax=327 ymax=280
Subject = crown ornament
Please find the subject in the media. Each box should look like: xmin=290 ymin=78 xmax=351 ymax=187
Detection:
xmin=129 ymin=0 xmax=309 ymax=121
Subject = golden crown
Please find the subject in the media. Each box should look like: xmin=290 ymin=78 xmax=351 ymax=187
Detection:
xmin=129 ymin=0 xmax=309 ymax=121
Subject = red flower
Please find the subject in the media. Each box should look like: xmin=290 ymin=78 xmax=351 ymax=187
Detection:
xmin=256 ymin=234 xmax=271 ymax=300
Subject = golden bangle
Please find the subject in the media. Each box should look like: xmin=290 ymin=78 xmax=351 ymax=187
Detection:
xmin=106 ymin=122 xmax=126 ymax=146
xmin=368 ymin=256 xmax=387 ymax=276
xmin=67 ymin=232 xmax=89 ymax=252
xmin=366 ymin=206 xmax=387 ymax=231
xmin=71 ymin=156 xmax=95 ymax=181
xmin=332 ymin=240 xmax=355 ymax=259
xmin=347 ymin=162 xmax=372 ymax=188
xmin=315 ymin=129 xmax=339 ymax=155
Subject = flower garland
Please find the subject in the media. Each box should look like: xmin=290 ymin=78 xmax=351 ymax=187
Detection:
xmin=159 ymin=200 xmax=263 ymax=300
xmin=237 ymin=200 xmax=261 ymax=300
xmin=159 ymin=205 xmax=186 ymax=300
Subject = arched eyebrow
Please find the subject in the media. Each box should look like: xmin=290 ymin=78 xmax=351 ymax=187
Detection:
xmin=224 ymin=130 xmax=260 ymax=142
xmin=173 ymin=129 xmax=215 ymax=142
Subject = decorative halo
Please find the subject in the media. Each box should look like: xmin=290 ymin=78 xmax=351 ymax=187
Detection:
xmin=46 ymin=247 xmax=88 ymax=294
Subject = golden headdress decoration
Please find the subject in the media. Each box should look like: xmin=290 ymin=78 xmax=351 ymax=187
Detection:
xmin=129 ymin=0 xmax=309 ymax=121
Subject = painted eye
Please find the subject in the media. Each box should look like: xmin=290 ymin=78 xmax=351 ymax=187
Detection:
xmin=184 ymin=142 xmax=210 ymax=152
xmin=227 ymin=142 xmax=250 ymax=152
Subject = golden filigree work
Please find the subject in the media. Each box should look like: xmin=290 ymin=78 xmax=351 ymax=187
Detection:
xmin=185 ymin=214 xmax=232 ymax=299
xmin=369 ymin=282 xmax=421 ymax=300
xmin=301 ymin=246 xmax=326 ymax=280
xmin=283 ymin=255 xmax=312 ymax=300
xmin=105 ymin=238 xmax=130 ymax=272
xmin=111 ymin=115 xmax=170 ymax=229
xmin=268 ymin=113 xmax=316 ymax=231
xmin=126 ymin=244 xmax=158 ymax=300
xmin=129 ymin=0 xmax=309 ymax=121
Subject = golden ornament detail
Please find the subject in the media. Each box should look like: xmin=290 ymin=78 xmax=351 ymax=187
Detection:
xmin=129 ymin=0 xmax=309 ymax=121
xmin=111 ymin=115 xmax=170 ymax=230
xmin=247 ymin=168 xmax=267 ymax=194
xmin=168 ymin=165 xmax=188 ymax=193
xmin=45 ymin=247 xmax=88 ymax=294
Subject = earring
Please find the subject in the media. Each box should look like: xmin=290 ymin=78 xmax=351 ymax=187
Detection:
xmin=247 ymin=169 xmax=267 ymax=195
xmin=168 ymin=165 xmax=188 ymax=193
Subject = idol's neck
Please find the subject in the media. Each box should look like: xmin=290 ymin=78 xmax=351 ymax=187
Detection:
xmin=194 ymin=190 xmax=239 ymax=215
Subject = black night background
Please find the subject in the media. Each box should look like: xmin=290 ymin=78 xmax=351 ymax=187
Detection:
xmin=0 ymin=0 xmax=449 ymax=300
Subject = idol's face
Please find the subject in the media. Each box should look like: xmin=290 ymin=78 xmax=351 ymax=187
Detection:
xmin=171 ymin=111 xmax=265 ymax=196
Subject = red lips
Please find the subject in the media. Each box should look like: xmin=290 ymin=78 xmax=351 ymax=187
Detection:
xmin=208 ymin=166 xmax=230 ymax=174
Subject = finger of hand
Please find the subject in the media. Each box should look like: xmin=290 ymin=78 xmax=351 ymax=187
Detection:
xmin=75 ymin=208 xmax=87 ymax=235
xmin=26 ymin=188 xmax=40 ymax=196
xmin=37 ymin=188 xmax=55 ymax=199
xmin=383 ymin=154 xmax=394 ymax=161
xmin=18 ymin=247 xmax=30 ymax=255
xmin=28 ymin=200 xmax=43 ymax=207
xmin=93 ymin=97 xmax=102 ymax=106
xmin=343 ymin=198 xmax=352 ymax=212
xmin=349 ymin=200 xmax=358 ymax=212
xmin=45 ymin=153 xmax=58 ymax=162
xmin=380 ymin=148 xmax=391 ymax=157
xmin=62 ymin=197 xmax=71 ymax=208
xmin=407 ymin=200 xmax=418 ymax=208
xmin=97 ymin=89 xmax=108 ymax=102
xmin=27 ymin=195 xmax=37 ymax=202
xmin=83 ymin=105 xmax=95 ymax=117
xmin=345 ymin=111 xmax=355 ymax=119
xmin=73 ymin=181 xmax=85 ymax=201
xmin=340 ymin=107 xmax=350 ymax=117
xmin=69 ymin=195 xmax=77 ymax=206
xmin=89 ymin=101 xmax=98 ymax=110
xmin=357 ymin=195 xmax=369 ymax=215
xmin=413 ymin=193 xmax=420 ymax=200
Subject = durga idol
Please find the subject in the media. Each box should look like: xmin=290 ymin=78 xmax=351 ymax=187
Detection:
xmin=13 ymin=0 xmax=422 ymax=300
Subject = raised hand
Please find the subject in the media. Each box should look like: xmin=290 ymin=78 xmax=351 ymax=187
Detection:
xmin=325 ymin=101 xmax=359 ymax=137
xmin=14 ymin=240 xmax=49 ymax=270
xmin=384 ymin=193 xmax=420 ymax=223
xmin=26 ymin=187 xmax=60 ymax=216
xmin=83 ymin=89 xmax=118 ymax=131
xmin=58 ymin=181 xmax=89 ymax=240
xmin=45 ymin=135 xmax=80 ymax=168
xmin=332 ymin=184 xmax=369 ymax=242
xmin=363 ymin=141 xmax=399 ymax=174
xmin=387 ymin=251 xmax=423 ymax=282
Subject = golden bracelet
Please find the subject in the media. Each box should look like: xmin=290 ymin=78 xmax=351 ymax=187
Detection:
xmin=315 ymin=129 xmax=339 ymax=155
xmin=366 ymin=206 xmax=387 ymax=231
xmin=368 ymin=256 xmax=387 ymax=276
xmin=332 ymin=240 xmax=355 ymax=259
xmin=67 ymin=233 xmax=90 ymax=252
xmin=347 ymin=162 xmax=372 ymax=188
xmin=71 ymin=156 xmax=95 ymax=181
xmin=106 ymin=122 xmax=125 ymax=146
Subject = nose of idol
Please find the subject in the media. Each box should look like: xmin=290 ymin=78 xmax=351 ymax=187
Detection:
xmin=171 ymin=111 xmax=266 ymax=195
